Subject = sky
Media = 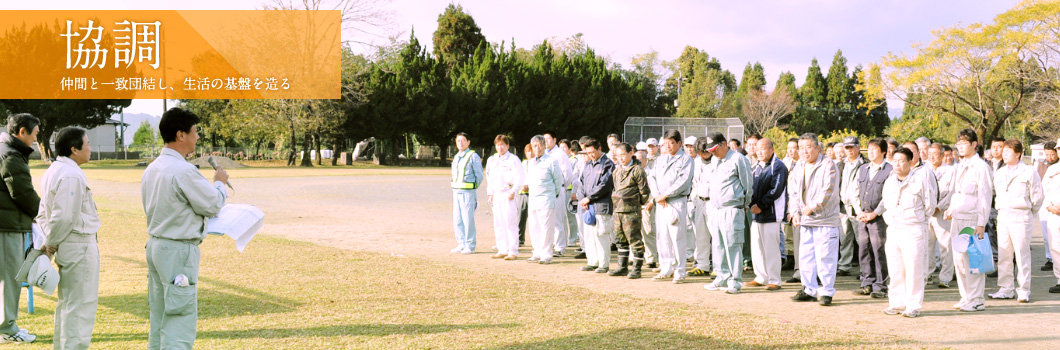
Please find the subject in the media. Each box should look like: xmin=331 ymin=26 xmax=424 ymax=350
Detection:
xmin=5 ymin=0 xmax=1020 ymax=116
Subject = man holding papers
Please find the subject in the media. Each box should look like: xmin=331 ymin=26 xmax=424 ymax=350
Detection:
xmin=141 ymin=108 xmax=228 ymax=350
xmin=37 ymin=127 xmax=102 ymax=349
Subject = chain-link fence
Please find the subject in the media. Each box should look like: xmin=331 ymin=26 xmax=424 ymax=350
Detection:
xmin=623 ymin=117 xmax=745 ymax=144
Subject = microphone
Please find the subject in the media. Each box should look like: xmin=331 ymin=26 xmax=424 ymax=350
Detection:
xmin=207 ymin=156 xmax=234 ymax=190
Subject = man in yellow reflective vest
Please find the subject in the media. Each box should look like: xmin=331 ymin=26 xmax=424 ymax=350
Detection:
xmin=451 ymin=132 xmax=484 ymax=254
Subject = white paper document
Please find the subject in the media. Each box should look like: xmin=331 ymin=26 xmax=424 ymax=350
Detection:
xmin=207 ymin=204 xmax=265 ymax=252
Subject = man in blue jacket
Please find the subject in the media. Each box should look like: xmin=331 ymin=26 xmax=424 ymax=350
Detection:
xmin=451 ymin=132 xmax=483 ymax=254
xmin=746 ymin=138 xmax=788 ymax=291
xmin=577 ymin=137 xmax=616 ymax=273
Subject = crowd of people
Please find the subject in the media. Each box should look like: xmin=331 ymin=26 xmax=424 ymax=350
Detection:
xmin=450 ymin=127 xmax=1060 ymax=318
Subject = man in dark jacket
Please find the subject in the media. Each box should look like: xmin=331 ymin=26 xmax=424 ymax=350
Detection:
xmin=0 ymin=113 xmax=42 ymax=344
xmin=746 ymin=138 xmax=788 ymax=291
xmin=611 ymin=142 xmax=650 ymax=278
xmin=853 ymin=138 xmax=893 ymax=299
xmin=577 ymin=137 xmax=615 ymax=274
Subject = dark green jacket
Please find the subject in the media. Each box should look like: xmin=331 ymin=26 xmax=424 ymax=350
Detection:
xmin=0 ymin=133 xmax=40 ymax=233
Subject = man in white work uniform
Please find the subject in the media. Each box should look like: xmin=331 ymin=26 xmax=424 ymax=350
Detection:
xmin=544 ymin=131 xmax=573 ymax=256
xmin=38 ymin=127 xmax=102 ymax=349
xmin=485 ymin=135 xmax=524 ymax=260
xmin=945 ymin=128 xmax=993 ymax=312
xmin=142 ymin=108 xmax=228 ymax=349
xmin=988 ymin=139 xmax=1043 ymax=303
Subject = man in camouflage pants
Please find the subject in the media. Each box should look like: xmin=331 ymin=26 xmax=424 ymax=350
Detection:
xmin=611 ymin=142 xmax=651 ymax=278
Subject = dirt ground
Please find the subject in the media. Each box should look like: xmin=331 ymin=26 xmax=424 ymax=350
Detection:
xmin=85 ymin=171 xmax=1060 ymax=349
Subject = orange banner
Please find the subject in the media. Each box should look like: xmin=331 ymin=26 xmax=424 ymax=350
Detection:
xmin=0 ymin=10 xmax=340 ymax=99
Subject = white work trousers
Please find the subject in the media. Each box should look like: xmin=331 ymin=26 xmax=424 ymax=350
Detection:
xmin=996 ymin=218 xmax=1033 ymax=295
xmin=529 ymin=207 xmax=556 ymax=260
xmin=492 ymin=196 xmax=520 ymax=256
xmin=751 ymin=222 xmax=782 ymax=285
xmin=654 ymin=199 xmax=689 ymax=278
xmin=886 ymin=224 xmax=929 ymax=312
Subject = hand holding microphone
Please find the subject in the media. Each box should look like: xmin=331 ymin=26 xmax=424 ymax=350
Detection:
xmin=207 ymin=157 xmax=233 ymax=190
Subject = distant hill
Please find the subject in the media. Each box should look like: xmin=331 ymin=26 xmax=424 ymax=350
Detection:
xmin=113 ymin=112 xmax=160 ymax=145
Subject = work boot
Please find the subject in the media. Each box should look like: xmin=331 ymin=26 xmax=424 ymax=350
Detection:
xmin=628 ymin=258 xmax=643 ymax=279
xmin=781 ymin=255 xmax=795 ymax=270
xmin=609 ymin=252 xmax=630 ymax=276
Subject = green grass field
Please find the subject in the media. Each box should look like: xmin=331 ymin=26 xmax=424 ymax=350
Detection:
xmin=11 ymin=168 xmax=928 ymax=349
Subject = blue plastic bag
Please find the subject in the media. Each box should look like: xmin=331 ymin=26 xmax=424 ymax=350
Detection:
xmin=967 ymin=230 xmax=995 ymax=275
xmin=583 ymin=204 xmax=596 ymax=226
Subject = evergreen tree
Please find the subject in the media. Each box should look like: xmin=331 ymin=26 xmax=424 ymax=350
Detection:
xmin=794 ymin=58 xmax=828 ymax=134
xmin=825 ymin=50 xmax=851 ymax=132
xmin=432 ymin=4 xmax=486 ymax=72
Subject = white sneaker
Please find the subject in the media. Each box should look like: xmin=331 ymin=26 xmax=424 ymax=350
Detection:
xmin=724 ymin=287 xmax=740 ymax=294
xmin=704 ymin=283 xmax=721 ymax=291
xmin=959 ymin=303 xmax=985 ymax=312
xmin=883 ymin=307 xmax=903 ymax=315
xmin=672 ymin=276 xmax=685 ymax=284
xmin=538 ymin=258 xmax=553 ymax=265
xmin=460 ymin=248 xmax=473 ymax=254
xmin=902 ymin=309 xmax=921 ymax=318
xmin=652 ymin=273 xmax=673 ymax=281
xmin=988 ymin=290 xmax=1015 ymax=299
xmin=1017 ymin=290 xmax=1030 ymax=303
xmin=952 ymin=299 xmax=968 ymax=310
xmin=0 ymin=329 xmax=36 ymax=344
xmin=450 ymin=246 xmax=464 ymax=253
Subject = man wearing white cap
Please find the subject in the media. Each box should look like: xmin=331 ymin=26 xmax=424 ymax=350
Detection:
xmin=37 ymin=127 xmax=102 ymax=349
xmin=634 ymin=142 xmax=648 ymax=164
xmin=647 ymin=130 xmax=694 ymax=283
xmin=683 ymin=135 xmax=699 ymax=259
xmin=1044 ymin=140 xmax=1060 ymax=294
xmin=642 ymin=138 xmax=660 ymax=269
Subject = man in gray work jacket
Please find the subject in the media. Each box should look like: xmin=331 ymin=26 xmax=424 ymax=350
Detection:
xmin=142 ymin=108 xmax=228 ymax=349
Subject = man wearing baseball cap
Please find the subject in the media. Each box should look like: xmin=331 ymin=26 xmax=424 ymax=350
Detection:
xmin=838 ymin=136 xmax=865 ymax=279
xmin=702 ymin=133 xmax=754 ymax=294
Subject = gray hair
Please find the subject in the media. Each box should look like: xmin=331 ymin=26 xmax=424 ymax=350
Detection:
xmin=799 ymin=133 xmax=820 ymax=149
xmin=531 ymin=135 xmax=545 ymax=145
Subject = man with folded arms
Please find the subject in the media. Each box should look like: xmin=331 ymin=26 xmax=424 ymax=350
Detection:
xmin=876 ymin=148 xmax=937 ymax=318
xmin=944 ymin=129 xmax=993 ymax=312
xmin=38 ymin=127 xmax=102 ymax=349
xmin=745 ymin=138 xmax=787 ymax=291
xmin=788 ymin=133 xmax=842 ymax=306
xmin=988 ymin=139 xmax=1043 ymax=303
